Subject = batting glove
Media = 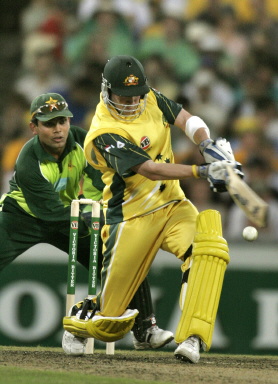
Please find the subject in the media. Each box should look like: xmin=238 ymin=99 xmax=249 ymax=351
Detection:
xmin=198 ymin=160 xmax=243 ymax=193
xmin=199 ymin=137 xmax=235 ymax=163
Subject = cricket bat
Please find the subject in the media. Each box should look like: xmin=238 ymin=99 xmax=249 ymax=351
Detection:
xmin=225 ymin=166 xmax=269 ymax=228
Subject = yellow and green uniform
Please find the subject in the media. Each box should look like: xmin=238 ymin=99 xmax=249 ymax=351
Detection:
xmin=84 ymin=89 xmax=199 ymax=317
xmin=85 ymin=89 xmax=186 ymax=223
xmin=0 ymin=125 xmax=104 ymax=271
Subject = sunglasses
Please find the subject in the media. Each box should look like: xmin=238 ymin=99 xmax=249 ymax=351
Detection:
xmin=31 ymin=101 xmax=68 ymax=118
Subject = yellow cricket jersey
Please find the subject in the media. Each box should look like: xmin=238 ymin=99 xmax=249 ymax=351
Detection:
xmin=84 ymin=89 xmax=186 ymax=224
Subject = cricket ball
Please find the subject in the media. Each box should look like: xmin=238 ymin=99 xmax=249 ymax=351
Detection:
xmin=242 ymin=226 xmax=258 ymax=241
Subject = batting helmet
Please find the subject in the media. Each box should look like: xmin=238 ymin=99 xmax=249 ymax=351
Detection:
xmin=101 ymin=55 xmax=150 ymax=121
xmin=102 ymin=55 xmax=150 ymax=97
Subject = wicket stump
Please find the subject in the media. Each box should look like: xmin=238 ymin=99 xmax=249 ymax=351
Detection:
xmin=66 ymin=198 xmax=115 ymax=355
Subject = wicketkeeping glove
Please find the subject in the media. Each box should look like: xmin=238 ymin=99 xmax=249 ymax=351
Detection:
xmin=199 ymin=137 xmax=235 ymax=163
xmin=198 ymin=160 xmax=243 ymax=193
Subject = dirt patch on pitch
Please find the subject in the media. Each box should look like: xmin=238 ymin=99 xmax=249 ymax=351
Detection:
xmin=1 ymin=349 xmax=278 ymax=384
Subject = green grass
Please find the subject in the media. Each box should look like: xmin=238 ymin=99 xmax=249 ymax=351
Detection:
xmin=1 ymin=366 xmax=167 ymax=384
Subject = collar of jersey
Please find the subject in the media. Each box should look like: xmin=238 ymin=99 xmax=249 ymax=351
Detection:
xmin=33 ymin=129 xmax=77 ymax=162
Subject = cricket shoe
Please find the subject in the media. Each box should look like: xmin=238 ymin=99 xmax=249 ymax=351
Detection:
xmin=62 ymin=330 xmax=87 ymax=356
xmin=132 ymin=325 xmax=174 ymax=350
xmin=174 ymin=335 xmax=201 ymax=364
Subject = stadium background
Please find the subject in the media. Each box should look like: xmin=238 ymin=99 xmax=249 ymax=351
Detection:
xmin=0 ymin=0 xmax=278 ymax=356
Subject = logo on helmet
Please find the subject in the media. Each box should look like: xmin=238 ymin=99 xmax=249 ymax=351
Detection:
xmin=123 ymin=74 xmax=139 ymax=87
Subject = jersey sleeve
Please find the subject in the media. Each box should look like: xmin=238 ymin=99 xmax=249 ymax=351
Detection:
xmin=152 ymin=88 xmax=183 ymax=124
xmin=93 ymin=133 xmax=151 ymax=177
xmin=70 ymin=125 xmax=105 ymax=200
xmin=14 ymin=159 xmax=71 ymax=222
xmin=82 ymin=165 xmax=104 ymax=201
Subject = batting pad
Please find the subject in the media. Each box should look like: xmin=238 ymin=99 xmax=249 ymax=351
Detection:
xmin=63 ymin=309 xmax=139 ymax=342
xmin=175 ymin=209 xmax=230 ymax=351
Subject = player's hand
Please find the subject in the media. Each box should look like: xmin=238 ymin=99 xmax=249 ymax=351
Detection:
xmin=199 ymin=138 xmax=235 ymax=163
xmin=198 ymin=160 xmax=243 ymax=193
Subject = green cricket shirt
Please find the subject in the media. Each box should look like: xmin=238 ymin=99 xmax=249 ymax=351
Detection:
xmin=1 ymin=125 xmax=104 ymax=223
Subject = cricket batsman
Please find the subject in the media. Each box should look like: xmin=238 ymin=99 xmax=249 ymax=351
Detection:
xmin=63 ymin=55 xmax=243 ymax=363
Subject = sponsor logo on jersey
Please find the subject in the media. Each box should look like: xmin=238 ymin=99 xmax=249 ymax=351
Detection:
xmin=68 ymin=162 xmax=75 ymax=169
xmin=123 ymin=74 xmax=139 ymax=86
xmin=140 ymin=136 xmax=151 ymax=150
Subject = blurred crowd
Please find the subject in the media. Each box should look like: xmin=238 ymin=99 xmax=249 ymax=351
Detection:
xmin=1 ymin=0 xmax=278 ymax=240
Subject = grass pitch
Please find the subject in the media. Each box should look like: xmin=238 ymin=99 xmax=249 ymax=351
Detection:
xmin=1 ymin=346 xmax=277 ymax=384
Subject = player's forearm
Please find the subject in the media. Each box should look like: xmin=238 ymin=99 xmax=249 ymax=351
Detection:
xmin=174 ymin=109 xmax=210 ymax=144
xmin=192 ymin=127 xmax=210 ymax=144
xmin=132 ymin=160 xmax=194 ymax=181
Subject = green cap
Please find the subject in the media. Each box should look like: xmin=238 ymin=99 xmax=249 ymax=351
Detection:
xmin=30 ymin=93 xmax=73 ymax=121
xmin=103 ymin=55 xmax=150 ymax=96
